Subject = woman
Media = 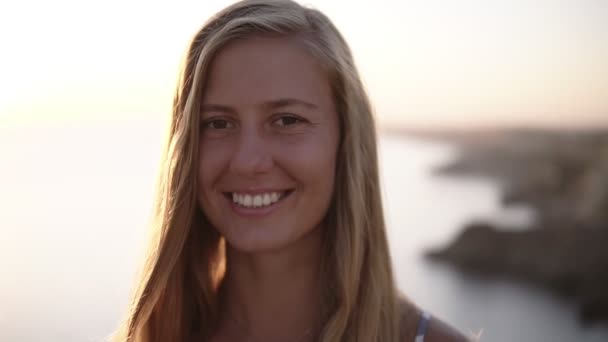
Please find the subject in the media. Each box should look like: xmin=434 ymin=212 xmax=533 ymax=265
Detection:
xmin=115 ymin=0 xmax=470 ymax=341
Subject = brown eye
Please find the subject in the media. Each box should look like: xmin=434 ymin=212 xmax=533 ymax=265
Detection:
xmin=204 ymin=119 xmax=234 ymax=130
xmin=274 ymin=115 xmax=304 ymax=127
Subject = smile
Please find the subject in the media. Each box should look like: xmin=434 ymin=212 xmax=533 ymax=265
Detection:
xmin=223 ymin=190 xmax=294 ymax=209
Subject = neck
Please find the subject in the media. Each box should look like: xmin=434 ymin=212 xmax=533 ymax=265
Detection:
xmin=218 ymin=228 xmax=323 ymax=342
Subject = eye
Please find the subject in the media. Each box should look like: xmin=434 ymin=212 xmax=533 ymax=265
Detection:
xmin=273 ymin=115 xmax=305 ymax=127
xmin=203 ymin=118 xmax=234 ymax=130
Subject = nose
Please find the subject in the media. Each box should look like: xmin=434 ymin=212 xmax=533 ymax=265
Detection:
xmin=228 ymin=127 xmax=274 ymax=176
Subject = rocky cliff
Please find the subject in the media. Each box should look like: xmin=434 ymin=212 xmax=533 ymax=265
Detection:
xmin=421 ymin=129 xmax=608 ymax=323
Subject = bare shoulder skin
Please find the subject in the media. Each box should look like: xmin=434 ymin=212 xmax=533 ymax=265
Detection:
xmin=423 ymin=316 xmax=471 ymax=342
xmin=398 ymin=297 xmax=420 ymax=341
xmin=399 ymin=297 xmax=471 ymax=342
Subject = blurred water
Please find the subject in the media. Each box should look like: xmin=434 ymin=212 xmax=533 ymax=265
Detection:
xmin=0 ymin=124 xmax=607 ymax=341
xmin=380 ymin=134 xmax=608 ymax=342
xmin=0 ymin=122 xmax=160 ymax=342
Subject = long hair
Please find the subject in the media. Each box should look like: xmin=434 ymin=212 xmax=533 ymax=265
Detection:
xmin=114 ymin=1 xmax=408 ymax=341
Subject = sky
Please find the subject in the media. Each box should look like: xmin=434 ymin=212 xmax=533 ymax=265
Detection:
xmin=1 ymin=3 xmax=607 ymax=339
xmin=0 ymin=0 xmax=607 ymax=130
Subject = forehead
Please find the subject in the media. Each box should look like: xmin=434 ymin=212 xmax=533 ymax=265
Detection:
xmin=203 ymin=36 xmax=333 ymax=108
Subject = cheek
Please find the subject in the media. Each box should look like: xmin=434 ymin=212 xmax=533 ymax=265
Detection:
xmin=197 ymin=142 xmax=229 ymax=197
xmin=315 ymin=152 xmax=337 ymax=200
xmin=278 ymin=136 xmax=337 ymax=191
xmin=300 ymin=147 xmax=337 ymax=226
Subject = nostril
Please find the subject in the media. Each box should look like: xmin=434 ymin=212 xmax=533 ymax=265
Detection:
xmin=228 ymin=144 xmax=275 ymax=175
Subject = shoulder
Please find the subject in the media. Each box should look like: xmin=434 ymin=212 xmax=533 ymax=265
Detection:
xmin=422 ymin=315 xmax=471 ymax=342
xmin=397 ymin=296 xmax=471 ymax=342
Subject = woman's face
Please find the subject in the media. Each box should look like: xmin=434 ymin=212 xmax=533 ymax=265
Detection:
xmin=197 ymin=36 xmax=340 ymax=253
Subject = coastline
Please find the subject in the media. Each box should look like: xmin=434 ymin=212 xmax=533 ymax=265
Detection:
xmin=398 ymin=128 xmax=608 ymax=324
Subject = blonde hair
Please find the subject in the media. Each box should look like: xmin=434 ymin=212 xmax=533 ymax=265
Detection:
xmin=114 ymin=1 xmax=410 ymax=341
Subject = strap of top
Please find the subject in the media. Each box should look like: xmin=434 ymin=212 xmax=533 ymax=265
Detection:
xmin=414 ymin=311 xmax=431 ymax=342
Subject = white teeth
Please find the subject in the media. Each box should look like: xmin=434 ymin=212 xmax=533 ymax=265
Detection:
xmin=262 ymin=193 xmax=271 ymax=206
xmin=231 ymin=191 xmax=285 ymax=208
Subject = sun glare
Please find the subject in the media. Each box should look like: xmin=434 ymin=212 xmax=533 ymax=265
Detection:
xmin=1 ymin=0 xmax=607 ymax=129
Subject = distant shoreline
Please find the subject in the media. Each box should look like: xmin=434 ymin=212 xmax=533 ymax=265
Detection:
xmin=413 ymin=127 xmax=608 ymax=324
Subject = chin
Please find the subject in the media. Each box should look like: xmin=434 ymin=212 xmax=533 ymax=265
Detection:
xmin=221 ymin=223 xmax=320 ymax=255
xmin=224 ymin=235 xmax=293 ymax=254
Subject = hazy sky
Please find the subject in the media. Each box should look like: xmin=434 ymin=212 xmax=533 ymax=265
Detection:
xmin=1 ymin=0 xmax=607 ymax=129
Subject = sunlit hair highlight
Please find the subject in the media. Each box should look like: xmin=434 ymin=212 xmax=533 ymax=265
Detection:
xmin=113 ymin=1 xmax=412 ymax=341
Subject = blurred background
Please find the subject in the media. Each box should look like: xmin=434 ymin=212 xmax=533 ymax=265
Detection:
xmin=1 ymin=0 xmax=607 ymax=341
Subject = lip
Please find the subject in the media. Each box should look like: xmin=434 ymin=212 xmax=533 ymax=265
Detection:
xmin=225 ymin=190 xmax=294 ymax=217
xmin=224 ymin=188 xmax=291 ymax=195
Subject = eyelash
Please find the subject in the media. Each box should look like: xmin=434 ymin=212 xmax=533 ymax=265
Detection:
xmin=202 ymin=118 xmax=234 ymax=130
xmin=272 ymin=114 xmax=306 ymax=127
xmin=201 ymin=114 xmax=306 ymax=130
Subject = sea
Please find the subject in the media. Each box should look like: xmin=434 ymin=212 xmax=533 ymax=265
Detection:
xmin=1 ymin=122 xmax=607 ymax=341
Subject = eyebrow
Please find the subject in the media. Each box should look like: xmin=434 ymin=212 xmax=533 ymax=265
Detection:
xmin=262 ymin=98 xmax=318 ymax=110
xmin=200 ymin=103 xmax=236 ymax=114
xmin=201 ymin=98 xmax=318 ymax=114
